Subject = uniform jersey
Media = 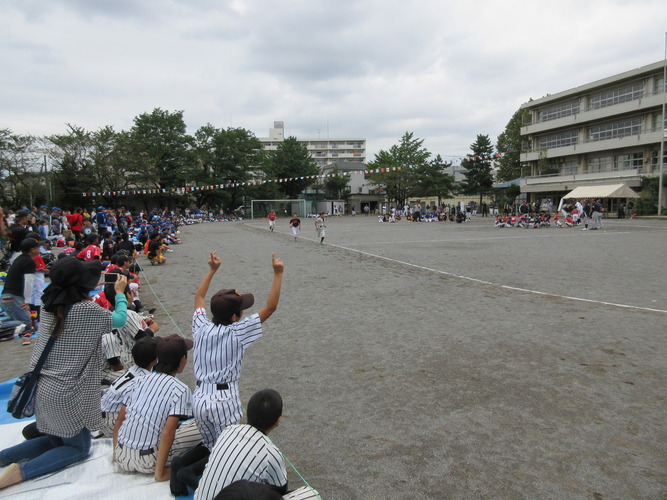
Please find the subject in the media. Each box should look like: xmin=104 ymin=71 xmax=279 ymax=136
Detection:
xmin=267 ymin=212 xmax=277 ymax=221
xmin=78 ymin=244 xmax=101 ymax=261
xmin=101 ymin=365 xmax=151 ymax=413
xmin=118 ymin=372 xmax=192 ymax=450
xmin=192 ymin=309 xmax=262 ymax=449
xmin=194 ymin=424 xmax=288 ymax=500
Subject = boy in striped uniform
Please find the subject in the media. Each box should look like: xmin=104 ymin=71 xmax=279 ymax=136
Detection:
xmin=99 ymin=336 xmax=160 ymax=437
xmin=169 ymin=251 xmax=284 ymax=495
xmin=195 ymin=389 xmax=318 ymax=500
xmin=113 ymin=334 xmax=201 ymax=482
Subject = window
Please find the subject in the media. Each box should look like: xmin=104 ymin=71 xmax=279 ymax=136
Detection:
xmin=588 ymin=118 xmax=643 ymax=142
xmin=589 ymin=82 xmax=644 ymax=109
xmin=537 ymin=130 xmax=579 ymax=149
xmin=614 ymin=153 xmax=642 ymax=170
xmin=537 ymin=100 xmax=580 ymax=122
xmin=560 ymin=159 xmax=578 ymax=175
xmin=587 ymin=157 xmax=613 ymax=173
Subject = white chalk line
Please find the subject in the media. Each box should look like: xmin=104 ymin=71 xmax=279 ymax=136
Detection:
xmin=248 ymin=223 xmax=666 ymax=314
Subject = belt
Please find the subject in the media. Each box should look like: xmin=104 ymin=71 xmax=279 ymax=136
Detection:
xmin=118 ymin=443 xmax=155 ymax=456
xmin=196 ymin=381 xmax=229 ymax=390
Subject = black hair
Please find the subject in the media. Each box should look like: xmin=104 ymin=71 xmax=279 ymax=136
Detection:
xmin=86 ymin=233 xmax=98 ymax=244
xmin=247 ymin=389 xmax=283 ymax=433
xmin=214 ymin=480 xmax=282 ymax=500
xmin=116 ymin=254 xmax=131 ymax=267
xmin=153 ymin=358 xmax=182 ymax=375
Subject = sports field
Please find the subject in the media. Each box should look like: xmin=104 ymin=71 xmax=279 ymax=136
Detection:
xmin=2 ymin=215 xmax=666 ymax=499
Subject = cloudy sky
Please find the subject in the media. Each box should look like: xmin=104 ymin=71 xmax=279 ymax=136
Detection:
xmin=2 ymin=0 xmax=666 ymax=162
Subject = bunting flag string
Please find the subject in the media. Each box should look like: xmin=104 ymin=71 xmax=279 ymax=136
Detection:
xmin=81 ymin=155 xmax=504 ymax=197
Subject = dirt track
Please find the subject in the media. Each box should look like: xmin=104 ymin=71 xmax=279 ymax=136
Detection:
xmin=2 ymin=215 xmax=666 ymax=499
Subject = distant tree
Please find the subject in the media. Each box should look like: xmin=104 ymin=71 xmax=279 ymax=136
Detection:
xmin=264 ymin=137 xmax=319 ymax=199
xmin=366 ymin=132 xmax=431 ymax=207
xmin=322 ymin=167 xmax=351 ymax=199
xmin=413 ymin=154 xmax=455 ymax=206
xmin=190 ymin=124 xmax=265 ymax=210
xmin=0 ymin=129 xmax=43 ymax=207
xmin=129 ymin=108 xmax=192 ymax=191
xmin=461 ymin=134 xmax=495 ymax=205
xmin=496 ymin=108 xmax=528 ymax=182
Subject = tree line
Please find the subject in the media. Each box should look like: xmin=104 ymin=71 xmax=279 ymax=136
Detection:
xmin=1 ymin=107 xmax=525 ymax=212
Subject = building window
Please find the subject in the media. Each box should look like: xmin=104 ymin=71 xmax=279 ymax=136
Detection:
xmin=537 ymin=130 xmax=579 ymax=149
xmin=615 ymin=153 xmax=643 ymax=171
xmin=560 ymin=159 xmax=578 ymax=175
xmin=588 ymin=117 xmax=643 ymax=142
xmin=587 ymin=157 xmax=613 ymax=173
xmin=589 ymin=82 xmax=644 ymax=110
xmin=537 ymin=100 xmax=580 ymax=122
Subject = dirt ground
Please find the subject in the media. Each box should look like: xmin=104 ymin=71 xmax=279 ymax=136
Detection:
xmin=2 ymin=215 xmax=666 ymax=499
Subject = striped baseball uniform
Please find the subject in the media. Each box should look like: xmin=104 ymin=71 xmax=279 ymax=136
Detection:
xmin=101 ymin=331 xmax=124 ymax=385
xmin=99 ymin=365 xmax=151 ymax=436
xmin=194 ymin=424 xmax=287 ymax=500
xmin=192 ymin=309 xmax=262 ymax=449
xmin=116 ymin=372 xmax=200 ymax=473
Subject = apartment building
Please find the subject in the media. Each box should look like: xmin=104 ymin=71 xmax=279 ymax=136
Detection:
xmin=258 ymin=121 xmax=366 ymax=167
xmin=519 ymin=60 xmax=666 ymax=203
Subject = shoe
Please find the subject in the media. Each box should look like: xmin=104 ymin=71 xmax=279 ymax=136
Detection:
xmin=582 ymin=228 xmax=588 ymax=230
xmin=14 ymin=324 xmax=26 ymax=337
xmin=148 ymin=307 xmax=156 ymax=314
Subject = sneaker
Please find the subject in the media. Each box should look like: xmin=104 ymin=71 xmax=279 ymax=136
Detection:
xmin=582 ymin=228 xmax=588 ymax=230
xmin=14 ymin=324 xmax=26 ymax=337
xmin=148 ymin=307 xmax=156 ymax=314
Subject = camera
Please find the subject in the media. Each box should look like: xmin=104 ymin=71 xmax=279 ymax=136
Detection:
xmin=103 ymin=273 xmax=118 ymax=284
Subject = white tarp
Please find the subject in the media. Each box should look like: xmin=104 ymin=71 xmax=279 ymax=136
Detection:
xmin=563 ymin=183 xmax=640 ymax=199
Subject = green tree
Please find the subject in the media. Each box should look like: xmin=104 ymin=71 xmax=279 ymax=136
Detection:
xmin=322 ymin=167 xmax=351 ymax=199
xmin=461 ymin=134 xmax=495 ymax=204
xmin=496 ymin=108 xmax=528 ymax=182
xmin=129 ymin=108 xmax=192 ymax=192
xmin=0 ymin=129 xmax=43 ymax=207
xmin=191 ymin=125 xmax=265 ymax=210
xmin=366 ymin=132 xmax=431 ymax=207
xmin=264 ymin=137 xmax=319 ymax=199
xmin=413 ymin=154 xmax=455 ymax=205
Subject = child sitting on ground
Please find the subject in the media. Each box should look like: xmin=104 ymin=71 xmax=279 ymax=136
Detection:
xmin=113 ymin=335 xmax=202 ymax=482
xmin=99 ymin=336 xmax=160 ymax=437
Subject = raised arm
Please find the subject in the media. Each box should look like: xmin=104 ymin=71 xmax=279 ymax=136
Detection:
xmin=257 ymin=253 xmax=284 ymax=323
xmin=194 ymin=251 xmax=221 ymax=311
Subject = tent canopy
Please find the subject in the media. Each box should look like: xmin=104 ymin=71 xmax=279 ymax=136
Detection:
xmin=564 ymin=183 xmax=639 ymax=199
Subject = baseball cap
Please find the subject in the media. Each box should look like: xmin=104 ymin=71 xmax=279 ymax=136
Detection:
xmin=210 ymin=289 xmax=254 ymax=322
xmin=98 ymin=206 xmax=105 ymax=210
xmin=131 ymin=336 xmax=160 ymax=368
xmin=156 ymin=334 xmax=193 ymax=364
xmin=15 ymin=209 xmax=29 ymax=219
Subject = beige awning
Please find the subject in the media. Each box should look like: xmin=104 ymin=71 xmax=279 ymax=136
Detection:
xmin=564 ymin=183 xmax=640 ymax=199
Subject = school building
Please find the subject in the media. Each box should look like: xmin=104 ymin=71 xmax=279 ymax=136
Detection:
xmin=519 ymin=60 xmax=666 ymax=206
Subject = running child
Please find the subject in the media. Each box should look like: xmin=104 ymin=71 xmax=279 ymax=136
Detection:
xmin=314 ymin=212 xmax=326 ymax=244
xmin=267 ymin=210 xmax=277 ymax=232
xmin=289 ymin=213 xmax=301 ymax=240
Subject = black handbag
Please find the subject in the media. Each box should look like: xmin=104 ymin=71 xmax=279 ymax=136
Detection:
xmin=6 ymin=309 xmax=69 ymax=420
xmin=7 ymin=335 xmax=57 ymax=419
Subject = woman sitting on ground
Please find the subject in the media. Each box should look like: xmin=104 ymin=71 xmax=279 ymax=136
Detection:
xmin=0 ymin=257 xmax=128 ymax=491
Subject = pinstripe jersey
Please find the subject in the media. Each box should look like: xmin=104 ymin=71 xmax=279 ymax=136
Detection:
xmin=118 ymin=372 xmax=192 ymax=450
xmin=194 ymin=424 xmax=288 ymax=500
xmin=101 ymin=365 xmax=151 ymax=412
xmin=192 ymin=309 xmax=262 ymax=384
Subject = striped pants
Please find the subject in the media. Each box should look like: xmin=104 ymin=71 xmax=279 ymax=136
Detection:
xmin=115 ymin=419 xmax=202 ymax=474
